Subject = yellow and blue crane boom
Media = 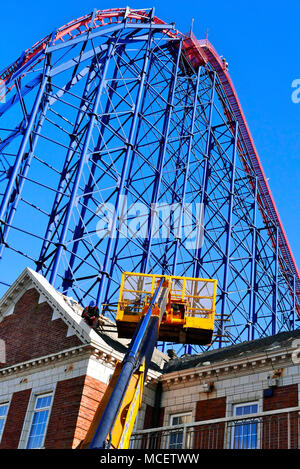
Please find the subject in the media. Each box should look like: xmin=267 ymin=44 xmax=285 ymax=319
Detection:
xmin=79 ymin=273 xmax=217 ymax=449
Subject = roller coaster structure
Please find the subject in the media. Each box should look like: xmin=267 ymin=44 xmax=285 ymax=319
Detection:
xmin=0 ymin=7 xmax=299 ymax=353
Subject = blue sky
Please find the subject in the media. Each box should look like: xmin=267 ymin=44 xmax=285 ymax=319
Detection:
xmin=1 ymin=0 xmax=300 ymax=266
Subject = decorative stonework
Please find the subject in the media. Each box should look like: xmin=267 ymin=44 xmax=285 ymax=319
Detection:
xmin=160 ymin=351 xmax=296 ymax=390
xmin=0 ymin=345 xmax=87 ymax=376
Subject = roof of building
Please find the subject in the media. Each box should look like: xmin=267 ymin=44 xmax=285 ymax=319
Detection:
xmin=163 ymin=329 xmax=300 ymax=373
xmin=98 ymin=332 xmax=168 ymax=372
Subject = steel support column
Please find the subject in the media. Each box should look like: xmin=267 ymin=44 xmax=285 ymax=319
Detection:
xmin=36 ymin=62 xmax=98 ymax=273
xmin=49 ymin=42 xmax=115 ymax=285
xmin=140 ymin=39 xmax=183 ymax=275
xmin=248 ymin=177 xmax=258 ymax=341
xmin=193 ymin=71 xmax=216 ymax=279
xmin=172 ymin=65 xmax=201 ymax=276
xmin=0 ymin=65 xmax=50 ymax=235
xmin=95 ymin=32 xmax=154 ymax=309
xmin=218 ymin=121 xmax=238 ymax=346
xmin=0 ymin=95 xmax=50 ymax=259
xmin=272 ymin=225 xmax=279 ymax=335
xmin=61 ymin=47 xmax=125 ymax=293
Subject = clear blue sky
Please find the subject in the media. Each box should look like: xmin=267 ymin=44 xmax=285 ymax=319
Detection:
xmin=1 ymin=0 xmax=300 ymax=266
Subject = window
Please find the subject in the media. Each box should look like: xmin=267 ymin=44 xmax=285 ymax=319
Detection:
xmin=231 ymin=402 xmax=259 ymax=449
xmin=169 ymin=413 xmax=192 ymax=449
xmin=0 ymin=402 xmax=9 ymax=441
xmin=26 ymin=394 xmax=53 ymax=449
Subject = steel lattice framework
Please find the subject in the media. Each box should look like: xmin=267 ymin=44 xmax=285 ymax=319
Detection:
xmin=0 ymin=7 xmax=299 ymax=353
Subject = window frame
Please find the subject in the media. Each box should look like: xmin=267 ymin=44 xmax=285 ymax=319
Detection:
xmin=0 ymin=401 xmax=10 ymax=443
xmin=230 ymin=401 xmax=260 ymax=449
xmin=168 ymin=411 xmax=192 ymax=449
xmin=25 ymin=392 xmax=53 ymax=449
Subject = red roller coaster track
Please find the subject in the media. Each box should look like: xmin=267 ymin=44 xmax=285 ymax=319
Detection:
xmin=1 ymin=7 xmax=299 ymax=304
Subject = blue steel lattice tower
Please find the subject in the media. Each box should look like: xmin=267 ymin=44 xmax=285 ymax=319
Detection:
xmin=0 ymin=8 xmax=299 ymax=353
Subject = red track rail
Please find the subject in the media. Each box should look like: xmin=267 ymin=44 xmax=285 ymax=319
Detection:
xmin=0 ymin=8 xmax=180 ymax=86
xmin=1 ymin=8 xmax=299 ymax=305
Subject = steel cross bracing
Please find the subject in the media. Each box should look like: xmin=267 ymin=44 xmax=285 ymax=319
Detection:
xmin=0 ymin=8 xmax=299 ymax=354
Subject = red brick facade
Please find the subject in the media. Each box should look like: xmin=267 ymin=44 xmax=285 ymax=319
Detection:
xmin=38 ymin=375 xmax=108 ymax=449
xmin=0 ymin=286 xmax=108 ymax=449
xmin=262 ymin=384 xmax=299 ymax=449
xmin=0 ymin=288 xmax=82 ymax=369
xmin=195 ymin=396 xmax=226 ymax=421
xmin=0 ymin=389 xmax=31 ymax=449
xmin=141 ymin=405 xmax=165 ymax=449
xmin=263 ymin=384 xmax=298 ymax=411
xmin=143 ymin=404 xmax=165 ymax=429
xmin=73 ymin=375 xmax=108 ymax=448
xmin=0 ymin=375 xmax=108 ymax=449
xmin=194 ymin=397 xmax=226 ymax=449
xmin=44 ymin=376 xmax=86 ymax=449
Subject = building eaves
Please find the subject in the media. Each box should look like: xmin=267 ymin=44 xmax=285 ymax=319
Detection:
xmin=163 ymin=329 xmax=300 ymax=374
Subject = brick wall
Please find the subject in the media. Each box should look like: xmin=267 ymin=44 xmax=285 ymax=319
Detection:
xmin=0 ymin=389 xmax=31 ymax=449
xmin=0 ymin=286 xmax=112 ymax=449
xmin=263 ymin=383 xmax=298 ymax=411
xmin=195 ymin=396 xmax=226 ymax=421
xmin=0 ymin=288 xmax=82 ymax=368
xmin=45 ymin=375 xmax=86 ymax=449
xmin=73 ymin=375 xmax=107 ymax=449
xmin=141 ymin=404 xmax=165 ymax=449
xmin=0 ymin=372 xmax=109 ymax=449
xmin=0 ymin=373 xmax=106 ymax=449
xmin=194 ymin=397 xmax=226 ymax=449
xmin=143 ymin=404 xmax=153 ymax=430
xmin=143 ymin=404 xmax=165 ymax=429
xmin=262 ymin=384 xmax=298 ymax=449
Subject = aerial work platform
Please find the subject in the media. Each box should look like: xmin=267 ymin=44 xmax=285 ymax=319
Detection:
xmin=81 ymin=272 xmax=217 ymax=449
xmin=116 ymin=272 xmax=217 ymax=346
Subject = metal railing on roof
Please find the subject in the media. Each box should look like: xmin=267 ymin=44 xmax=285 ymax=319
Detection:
xmin=130 ymin=406 xmax=300 ymax=450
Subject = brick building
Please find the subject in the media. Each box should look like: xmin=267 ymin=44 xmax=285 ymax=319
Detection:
xmin=0 ymin=268 xmax=165 ymax=449
xmin=0 ymin=267 xmax=300 ymax=449
xmin=134 ymin=330 xmax=300 ymax=449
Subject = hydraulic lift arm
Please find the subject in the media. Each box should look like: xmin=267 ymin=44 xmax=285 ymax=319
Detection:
xmin=80 ymin=277 xmax=168 ymax=449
